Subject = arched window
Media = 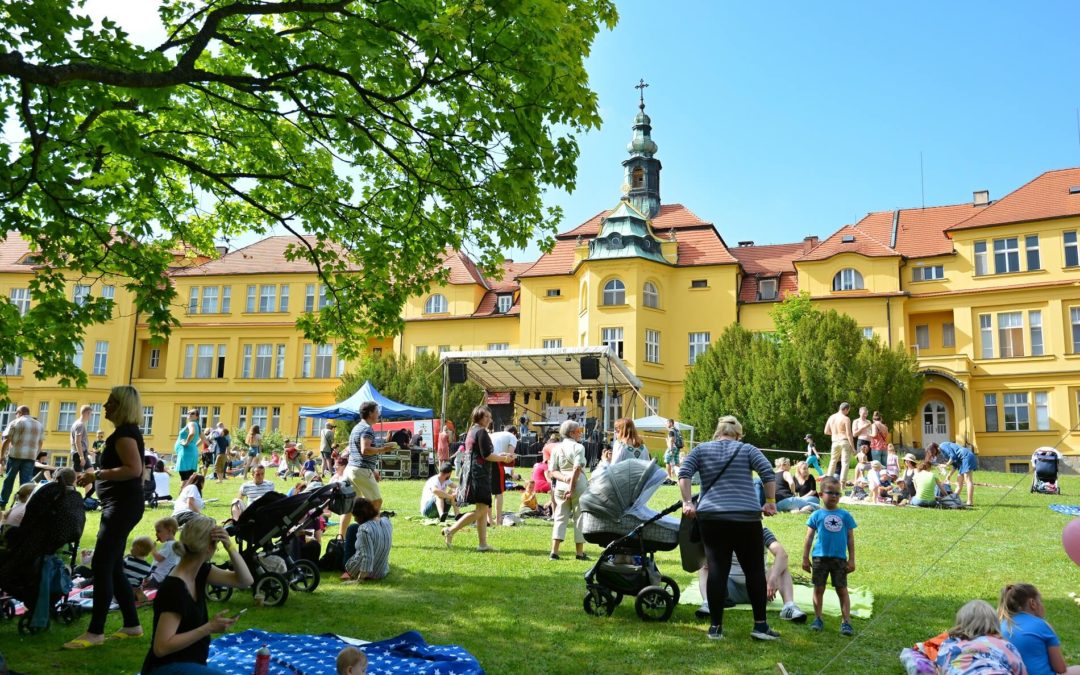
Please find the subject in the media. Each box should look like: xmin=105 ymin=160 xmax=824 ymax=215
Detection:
xmin=832 ymin=268 xmax=864 ymax=291
xmin=602 ymin=279 xmax=625 ymax=306
xmin=424 ymin=294 xmax=447 ymax=314
xmin=580 ymin=281 xmax=589 ymax=312
xmin=643 ymin=281 xmax=659 ymax=308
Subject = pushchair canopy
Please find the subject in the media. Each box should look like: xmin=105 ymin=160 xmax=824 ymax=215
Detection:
xmin=579 ymin=459 xmax=677 ymax=531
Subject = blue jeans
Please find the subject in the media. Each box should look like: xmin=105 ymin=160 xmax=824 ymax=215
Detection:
xmin=146 ymin=663 xmax=227 ymax=674
xmin=777 ymin=496 xmax=820 ymax=512
xmin=1 ymin=457 xmax=35 ymax=507
xmin=911 ymin=497 xmax=935 ymax=508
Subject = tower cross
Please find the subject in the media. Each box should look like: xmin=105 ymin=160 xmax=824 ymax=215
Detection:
xmin=635 ymin=78 xmax=649 ymax=108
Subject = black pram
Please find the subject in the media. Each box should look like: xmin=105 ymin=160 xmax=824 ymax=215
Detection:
xmin=0 ymin=481 xmax=85 ymax=634
xmin=578 ymin=459 xmax=682 ymax=622
xmin=1031 ymin=447 xmax=1062 ymax=495
xmin=211 ymin=482 xmax=355 ymax=607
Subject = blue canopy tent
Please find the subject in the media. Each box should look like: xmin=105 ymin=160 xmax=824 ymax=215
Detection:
xmin=298 ymin=380 xmax=434 ymax=421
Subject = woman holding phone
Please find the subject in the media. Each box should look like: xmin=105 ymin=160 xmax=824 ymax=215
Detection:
xmin=141 ymin=515 xmax=253 ymax=675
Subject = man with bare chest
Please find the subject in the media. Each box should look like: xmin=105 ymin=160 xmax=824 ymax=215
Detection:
xmin=824 ymin=403 xmax=854 ymax=486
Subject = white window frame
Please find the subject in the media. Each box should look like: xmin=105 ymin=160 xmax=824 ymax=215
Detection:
xmin=275 ymin=344 xmax=286 ymax=378
xmin=643 ymin=282 xmax=659 ymax=308
xmin=73 ymin=285 xmax=91 ymax=307
xmin=278 ymin=285 xmax=289 ymax=313
xmin=832 ymin=268 xmax=864 ymax=291
xmin=688 ymin=332 xmax=710 ymax=365
xmin=1071 ymin=307 xmax=1080 ymax=354
xmin=983 ymin=394 xmax=998 ymax=432
xmin=1003 ymin=392 xmax=1029 ymax=431
xmin=254 ymin=344 xmax=273 ymax=378
xmin=415 ymin=345 xmax=428 ymax=357
xmin=302 ymin=344 xmax=313 ymax=378
xmin=1029 ymin=311 xmax=1043 ymax=356
xmin=425 ymin=294 xmax=448 ymax=314
xmin=258 ymin=285 xmax=277 ymax=313
xmin=487 ymin=343 xmax=510 ymax=351
xmin=92 ymin=340 xmax=109 ymax=375
xmin=0 ymin=404 xmax=17 ymax=431
xmin=974 ymin=240 xmax=988 ymax=276
xmin=38 ymin=401 xmax=49 ymax=430
xmin=10 ymin=288 xmax=30 ymax=315
xmin=542 ymin=339 xmax=562 ymax=349
xmin=188 ymin=286 xmax=199 ymax=313
xmin=246 ymin=285 xmax=256 ymax=313
xmin=1065 ymin=231 xmax=1079 ymax=268
xmin=1025 ymin=235 xmax=1041 ymax=271
xmin=645 ymin=329 xmax=660 ymax=363
xmin=149 ymin=348 xmax=161 ymax=369
xmin=201 ymin=286 xmax=219 ymax=314
xmin=72 ymin=342 xmax=84 ymax=369
xmin=57 ymin=402 xmax=77 ymax=431
xmin=271 ymin=406 xmax=281 ymax=432
xmin=496 ymin=294 xmax=513 ymax=314
xmin=602 ymin=279 xmax=625 ymax=306
xmin=757 ymin=278 xmax=778 ymax=300
xmin=314 ymin=344 xmax=333 ymax=378
xmin=862 ymin=327 xmax=874 ymax=340
xmin=997 ymin=311 xmax=1025 ymax=358
xmin=1 ymin=357 xmax=23 ymax=376
xmin=251 ymin=406 xmax=269 ymax=431
xmin=993 ymin=237 xmax=1020 ymax=274
xmin=1035 ymin=392 xmax=1049 ymax=431
xmin=912 ymin=265 xmax=944 ymax=282
xmin=221 ymin=286 xmax=231 ymax=313
xmin=644 ymin=395 xmax=660 ymax=416
xmin=915 ymin=325 xmax=930 ymax=350
xmin=601 ymin=327 xmax=624 ymax=358
xmin=546 ymin=288 xmax=561 ymax=298
xmin=237 ymin=406 xmax=248 ymax=430
xmin=979 ymin=314 xmax=993 ymax=359
xmin=88 ymin=403 xmax=102 ymax=433
xmin=141 ymin=406 xmax=154 ymax=436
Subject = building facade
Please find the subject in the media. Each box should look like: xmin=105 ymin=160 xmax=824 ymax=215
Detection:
xmin=4 ymin=100 xmax=1080 ymax=470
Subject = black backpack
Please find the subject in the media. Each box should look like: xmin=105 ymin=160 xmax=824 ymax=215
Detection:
xmin=318 ymin=537 xmax=345 ymax=572
xmin=672 ymin=429 xmax=684 ymax=450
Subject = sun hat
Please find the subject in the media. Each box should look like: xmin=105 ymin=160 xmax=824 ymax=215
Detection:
xmin=325 ymin=421 xmax=335 ymax=428
xmin=303 ymin=471 xmax=316 ymax=482
xmin=870 ymin=460 xmax=883 ymax=469
xmin=902 ymin=453 xmax=918 ymax=464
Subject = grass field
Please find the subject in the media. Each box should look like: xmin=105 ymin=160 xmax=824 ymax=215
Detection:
xmin=3 ymin=468 xmax=1079 ymax=674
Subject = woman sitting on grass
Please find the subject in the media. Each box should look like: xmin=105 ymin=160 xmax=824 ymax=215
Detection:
xmin=911 ymin=459 xmax=946 ymax=508
xmin=172 ymin=474 xmax=206 ymax=527
xmin=934 ymin=599 xmax=1026 ymax=674
xmin=342 ymin=498 xmax=392 ymax=582
xmin=999 ymin=583 xmax=1080 ymax=675
xmin=141 ymin=515 xmax=253 ymax=675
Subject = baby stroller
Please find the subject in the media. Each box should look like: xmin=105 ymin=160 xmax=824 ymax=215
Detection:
xmin=579 ymin=459 xmax=682 ymax=622
xmin=1031 ymin=447 xmax=1061 ymax=495
xmin=210 ymin=482 xmax=355 ymax=607
xmin=0 ymin=481 xmax=86 ymax=634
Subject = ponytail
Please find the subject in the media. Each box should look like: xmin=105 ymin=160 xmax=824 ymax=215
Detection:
xmin=174 ymin=514 xmax=215 ymax=560
xmin=998 ymin=582 xmax=1040 ymax=628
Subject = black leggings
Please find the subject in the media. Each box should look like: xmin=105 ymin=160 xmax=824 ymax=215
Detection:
xmin=88 ymin=497 xmax=144 ymax=634
xmin=178 ymin=469 xmax=195 ymax=482
xmin=700 ymin=519 xmax=768 ymax=629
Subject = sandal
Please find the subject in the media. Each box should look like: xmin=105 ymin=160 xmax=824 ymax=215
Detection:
xmin=476 ymin=545 xmax=495 ymax=553
xmin=110 ymin=629 xmax=143 ymax=640
xmin=442 ymin=527 xmax=453 ymax=549
xmin=63 ymin=638 xmax=103 ymax=650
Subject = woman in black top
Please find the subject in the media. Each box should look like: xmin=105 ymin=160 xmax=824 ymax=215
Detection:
xmin=65 ymin=385 xmax=148 ymax=649
xmin=441 ymin=405 xmax=513 ymax=551
xmin=791 ymin=461 xmax=819 ymax=499
xmin=142 ymin=514 xmax=252 ymax=674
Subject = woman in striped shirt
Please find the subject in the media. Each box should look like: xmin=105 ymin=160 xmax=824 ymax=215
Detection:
xmin=343 ymin=497 xmax=392 ymax=582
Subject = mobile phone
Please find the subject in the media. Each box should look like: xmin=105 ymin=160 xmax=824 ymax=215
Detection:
xmin=231 ymin=608 xmax=247 ymax=619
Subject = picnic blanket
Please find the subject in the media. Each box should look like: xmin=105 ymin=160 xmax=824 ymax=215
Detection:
xmin=209 ymin=629 xmax=484 ymax=674
xmin=679 ymin=583 xmax=874 ymax=619
xmin=11 ymin=584 xmax=156 ymax=616
xmin=1050 ymin=504 xmax=1080 ymax=517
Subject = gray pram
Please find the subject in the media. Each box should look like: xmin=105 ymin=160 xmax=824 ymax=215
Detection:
xmin=578 ymin=459 xmax=681 ymax=621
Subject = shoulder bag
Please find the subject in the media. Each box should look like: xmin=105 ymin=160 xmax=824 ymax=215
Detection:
xmin=679 ymin=443 xmax=742 ymax=573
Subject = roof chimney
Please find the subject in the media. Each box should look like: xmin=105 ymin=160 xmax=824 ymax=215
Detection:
xmin=737 ymin=240 xmax=754 ymax=247
xmin=803 ymin=235 xmax=819 ymax=254
xmin=973 ymin=189 xmax=990 ymax=206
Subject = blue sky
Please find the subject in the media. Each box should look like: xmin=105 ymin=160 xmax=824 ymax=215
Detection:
xmin=513 ymin=1 xmax=1080 ymax=260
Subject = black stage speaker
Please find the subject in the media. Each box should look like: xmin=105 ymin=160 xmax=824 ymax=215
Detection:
xmin=448 ymin=362 xmax=468 ymax=383
xmin=580 ymin=356 xmax=600 ymax=380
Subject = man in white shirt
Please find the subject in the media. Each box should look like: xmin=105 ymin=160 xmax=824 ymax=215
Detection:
xmin=420 ymin=463 xmax=459 ymax=522
xmin=488 ymin=425 xmax=518 ymax=525
xmin=1 ymin=406 xmax=44 ymax=509
xmin=69 ymin=405 xmax=92 ymax=472
xmin=230 ymin=465 xmax=276 ymax=520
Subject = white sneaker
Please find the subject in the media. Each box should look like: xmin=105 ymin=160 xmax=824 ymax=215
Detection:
xmin=695 ymin=603 xmax=710 ymax=619
xmin=779 ymin=603 xmax=807 ymax=623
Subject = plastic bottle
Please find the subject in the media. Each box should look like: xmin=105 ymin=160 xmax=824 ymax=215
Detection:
xmin=253 ymin=645 xmax=270 ymax=675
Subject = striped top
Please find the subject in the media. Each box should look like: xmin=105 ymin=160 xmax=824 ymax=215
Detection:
xmin=239 ymin=479 xmax=275 ymax=504
xmin=345 ymin=517 xmax=393 ymax=580
xmin=123 ymin=555 xmax=153 ymax=587
xmin=678 ymin=439 xmax=775 ymax=522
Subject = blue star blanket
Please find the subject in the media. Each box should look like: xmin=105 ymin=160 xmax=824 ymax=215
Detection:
xmin=208 ymin=629 xmax=484 ymax=674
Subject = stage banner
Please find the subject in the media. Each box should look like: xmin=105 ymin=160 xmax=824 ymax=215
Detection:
xmin=544 ymin=406 xmax=586 ymax=423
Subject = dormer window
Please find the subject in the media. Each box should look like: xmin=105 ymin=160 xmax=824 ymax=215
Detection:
xmin=424 ymin=294 xmax=447 ymax=314
xmin=757 ymin=278 xmax=778 ymax=301
xmin=496 ymin=294 xmax=513 ymax=313
xmin=841 ymin=234 xmax=856 ymax=244
xmin=602 ymin=279 xmax=625 ymax=305
xmin=832 ymin=268 xmax=864 ymax=291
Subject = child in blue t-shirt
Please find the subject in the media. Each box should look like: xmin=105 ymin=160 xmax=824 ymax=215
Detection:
xmin=802 ymin=476 xmax=857 ymax=636
xmin=998 ymin=582 xmax=1080 ymax=675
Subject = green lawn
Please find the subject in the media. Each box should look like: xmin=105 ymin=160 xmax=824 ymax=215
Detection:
xmin=3 ymin=469 xmax=1079 ymax=674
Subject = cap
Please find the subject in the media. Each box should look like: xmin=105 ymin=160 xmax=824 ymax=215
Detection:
xmin=804 ymin=434 xmax=813 ymax=441
xmin=903 ymin=453 xmax=918 ymax=464
xmin=303 ymin=471 xmax=316 ymax=482
xmin=325 ymin=421 xmax=335 ymax=428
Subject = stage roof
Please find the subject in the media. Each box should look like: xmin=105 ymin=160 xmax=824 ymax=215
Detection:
xmin=439 ymin=346 xmax=643 ymax=392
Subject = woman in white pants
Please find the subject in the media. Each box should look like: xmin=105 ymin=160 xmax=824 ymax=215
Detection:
xmin=548 ymin=419 xmax=589 ymax=561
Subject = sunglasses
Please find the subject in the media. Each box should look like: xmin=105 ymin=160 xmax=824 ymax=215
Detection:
xmin=822 ymin=491 xmax=841 ymax=496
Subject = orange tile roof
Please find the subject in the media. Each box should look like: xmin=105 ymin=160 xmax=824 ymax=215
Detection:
xmin=172 ymin=236 xmax=331 ymax=276
xmin=561 ymin=203 xmax=711 ymax=238
xmin=738 ymin=271 xmax=799 ymax=303
xmin=487 ymin=261 xmax=533 ymax=291
xmin=517 ymin=239 xmax=579 ymax=278
xmin=847 ymin=205 xmax=971 ymax=259
xmin=730 ymin=241 xmax=806 ymax=303
xmin=796 ymin=224 xmax=899 ymax=262
xmin=0 ymin=232 xmax=34 ymax=273
xmin=948 ymin=167 xmax=1080 ymax=232
xmin=472 ymin=289 xmax=521 ymax=317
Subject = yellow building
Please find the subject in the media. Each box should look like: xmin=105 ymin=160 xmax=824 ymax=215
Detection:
xmin=4 ymin=100 xmax=1080 ymax=470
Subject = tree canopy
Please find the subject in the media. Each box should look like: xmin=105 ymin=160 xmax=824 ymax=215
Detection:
xmin=680 ymin=294 xmax=924 ymax=450
xmin=0 ymin=0 xmax=617 ymax=397
xmin=335 ymin=351 xmax=482 ymax=438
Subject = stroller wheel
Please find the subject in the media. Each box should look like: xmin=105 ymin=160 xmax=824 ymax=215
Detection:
xmin=583 ymin=587 xmax=616 ymax=617
xmin=635 ymin=586 xmax=675 ymax=622
xmin=2 ymin=599 xmax=16 ymax=620
xmin=288 ymin=560 xmax=321 ymax=593
xmin=659 ymin=575 xmax=681 ymax=605
xmin=17 ymin=614 xmax=44 ymax=635
xmin=58 ymin=604 xmax=79 ymax=625
xmin=253 ymin=572 xmax=290 ymax=607
xmin=207 ymin=584 xmax=234 ymax=602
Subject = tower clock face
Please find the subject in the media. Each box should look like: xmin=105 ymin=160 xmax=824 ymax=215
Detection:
xmin=621 ymin=181 xmax=631 ymax=195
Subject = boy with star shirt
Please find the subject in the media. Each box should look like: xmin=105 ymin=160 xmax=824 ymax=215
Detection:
xmin=801 ymin=476 xmax=857 ymax=637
